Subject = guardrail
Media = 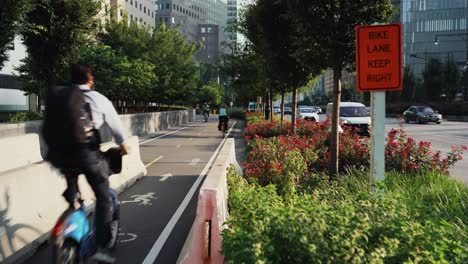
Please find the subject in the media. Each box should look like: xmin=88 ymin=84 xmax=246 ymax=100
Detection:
xmin=0 ymin=135 xmax=146 ymax=263
xmin=177 ymin=138 xmax=241 ymax=264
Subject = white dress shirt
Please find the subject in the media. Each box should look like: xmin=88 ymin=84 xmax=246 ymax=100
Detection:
xmin=78 ymin=84 xmax=125 ymax=145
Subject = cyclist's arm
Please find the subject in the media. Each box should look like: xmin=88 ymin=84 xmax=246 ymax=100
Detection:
xmin=100 ymin=95 xmax=126 ymax=145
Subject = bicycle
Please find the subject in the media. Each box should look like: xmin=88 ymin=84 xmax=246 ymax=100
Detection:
xmin=50 ymin=147 xmax=122 ymax=264
xmin=51 ymin=188 xmax=120 ymax=264
xmin=203 ymin=111 xmax=209 ymax=122
xmin=219 ymin=116 xmax=229 ymax=136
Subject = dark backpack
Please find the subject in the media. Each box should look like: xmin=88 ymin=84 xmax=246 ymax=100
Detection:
xmin=42 ymin=85 xmax=96 ymax=168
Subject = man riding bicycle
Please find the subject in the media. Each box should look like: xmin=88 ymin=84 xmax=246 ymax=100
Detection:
xmin=43 ymin=64 xmax=129 ymax=263
xmin=202 ymin=102 xmax=210 ymax=122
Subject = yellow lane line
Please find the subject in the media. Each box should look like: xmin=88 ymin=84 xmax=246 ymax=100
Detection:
xmin=145 ymin=155 xmax=164 ymax=168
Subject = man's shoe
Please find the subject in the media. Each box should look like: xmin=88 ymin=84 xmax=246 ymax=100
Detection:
xmin=91 ymin=249 xmax=115 ymax=263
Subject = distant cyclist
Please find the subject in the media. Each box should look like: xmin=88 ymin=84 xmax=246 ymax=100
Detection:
xmin=218 ymin=103 xmax=228 ymax=132
xmin=202 ymin=102 xmax=210 ymax=122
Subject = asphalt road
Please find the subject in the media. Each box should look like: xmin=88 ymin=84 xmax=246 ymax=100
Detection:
xmin=23 ymin=116 xmax=242 ymax=264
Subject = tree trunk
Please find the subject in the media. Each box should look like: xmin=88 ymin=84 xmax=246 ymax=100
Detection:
xmin=329 ymin=68 xmax=342 ymax=179
xmin=291 ymin=87 xmax=297 ymax=133
xmin=269 ymin=87 xmax=274 ymax=121
xmin=280 ymin=90 xmax=285 ymax=124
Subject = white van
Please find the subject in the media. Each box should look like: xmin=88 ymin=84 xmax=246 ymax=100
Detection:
xmin=326 ymin=102 xmax=371 ymax=135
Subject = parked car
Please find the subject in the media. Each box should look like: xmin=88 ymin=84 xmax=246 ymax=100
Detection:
xmin=326 ymin=102 xmax=371 ymax=136
xmin=298 ymin=107 xmax=319 ymax=122
xmin=314 ymin=106 xmax=322 ymax=114
xmin=284 ymin=107 xmax=292 ymax=115
xmin=403 ymin=106 xmax=442 ymax=124
xmin=273 ymin=106 xmax=281 ymax=114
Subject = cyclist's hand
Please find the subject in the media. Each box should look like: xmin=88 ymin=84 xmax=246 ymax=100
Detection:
xmin=120 ymin=143 xmax=131 ymax=155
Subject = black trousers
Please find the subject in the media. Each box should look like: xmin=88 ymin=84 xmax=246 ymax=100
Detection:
xmin=218 ymin=116 xmax=228 ymax=131
xmin=62 ymin=147 xmax=113 ymax=249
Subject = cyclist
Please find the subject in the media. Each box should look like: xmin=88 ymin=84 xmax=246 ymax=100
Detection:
xmin=46 ymin=64 xmax=129 ymax=263
xmin=218 ymin=103 xmax=228 ymax=132
xmin=202 ymin=102 xmax=210 ymax=122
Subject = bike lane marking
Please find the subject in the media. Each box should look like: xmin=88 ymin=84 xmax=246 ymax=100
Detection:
xmin=141 ymin=121 xmax=237 ymax=264
xmin=145 ymin=155 xmax=164 ymax=168
xmin=139 ymin=121 xmax=203 ymax=145
xmin=159 ymin=173 xmax=173 ymax=182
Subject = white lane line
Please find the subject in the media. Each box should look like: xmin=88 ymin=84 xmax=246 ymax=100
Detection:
xmin=145 ymin=155 xmax=164 ymax=168
xmin=140 ymin=121 xmax=202 ymax=145
xmin=176 ymin=145 xmax=182 ymax=148
xmin=160 ymin=173 xmax=173 ymax=182
xmin=189 ymin=158 xmax=201 ymax=166
xmin=141 ymin=121 xmax=237 ymax=264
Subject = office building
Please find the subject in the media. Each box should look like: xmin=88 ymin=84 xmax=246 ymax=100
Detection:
xmin=155 ymin=0 xmax=228 ymax=56
xmin=103 ymin=0 xmax=156 ymax=28
xmin=226 ymin=0 xmax=238 ymax=47
xmin=401 ymin=0 xmax=468 ymax=75
xmin=197 ymin=24 xmax=220 ymax=64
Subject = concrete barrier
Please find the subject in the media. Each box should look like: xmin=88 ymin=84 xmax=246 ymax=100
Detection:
xmin=177 ymin=138 xmax=241 ymax=264
xmin=0 ymin=134 xmax=43 ymax=172
xmin=0 ymin=135 xmax=146 ymax=263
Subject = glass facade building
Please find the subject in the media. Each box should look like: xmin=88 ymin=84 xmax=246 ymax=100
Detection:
xmin=155 ymin=0 xmax=228 ymax=49
xmin=401 ymin=0 xmax=468 ymax=75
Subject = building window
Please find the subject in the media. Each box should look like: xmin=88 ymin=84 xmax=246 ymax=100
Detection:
xmin=131 ymin=0 xmax=133 ymax=4
xmin=140 ymin=4 xmax=142 ymax=10
xmin=165 ymin=17 xmax=168 ymax=22
xmin=131 ymin=14 xmax=133 ymax=20
xmin=201 ymin=27 xmax=206 ymax=33
xmin=144 ymin=6 xmax=146 ymax=13
xmin=207 ymin=27 xmax=213 ymax=33
xmin=135 ymin=1 xmax=137 ymax=8
xmin=166 ymin=3 xmax=170 ymax=9
xmin=172 ymin=17 xmax=175 ymax=23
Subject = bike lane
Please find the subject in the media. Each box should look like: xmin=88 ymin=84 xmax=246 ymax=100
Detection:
xmin=23 ymin=116 xmax=237 ymax=264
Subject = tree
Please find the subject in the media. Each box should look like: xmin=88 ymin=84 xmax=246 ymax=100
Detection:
xmin=99 ymin=18 xmax=151 ymax=60
xmin=18 ymin=0 xmax=101 ymax=107
xmin=242 ymin=0 xmax=315 ymax=126
xmin=197 ymin=82 xmax=225 ymax=106
xmin=146 ymin=24 xmax=200 ymax=105
xmin=288 ymin=0 xmax=395 ymax=178
xmin=442 ymin=55 xmax=460 ymax=101
xmin=0 ymin=0 xmax=29 ymax=69
xmin=422 ymin=58 xmax=443 ymax=101
xmin=401 ymin=65 xmax=416 ymax=101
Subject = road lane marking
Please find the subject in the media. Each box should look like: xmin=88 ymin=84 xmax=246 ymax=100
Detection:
xmin=160 ymin=173 xmax=173 ymax=182
xmin=189 ymin=138 xmax=193 ymax=141
xmin=176 ymin=145 xmax=182 ymax=148
xmin=189 ymin=158 xmax=201 ymax=166
xmin=139 ymin=121 xmax=202 ymax=145
xmin=141 ymin=121 xmax=237 ymax=264
xmin=145 ymin=155 xmax=164 ymax=168
xmin=118 ymin=233 xmax=138 ymax=243
xmin=120 ymin=193 xmax=157 ymax=206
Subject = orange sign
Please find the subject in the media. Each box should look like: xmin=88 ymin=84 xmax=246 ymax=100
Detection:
xmin=355 ymin=23 xmax=402 ymax=92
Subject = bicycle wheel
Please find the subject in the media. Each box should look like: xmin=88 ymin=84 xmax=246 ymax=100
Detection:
xmin=52 ymin=239 xmax=80 ymax=264
xmin=106 ymin=219 xmax=119 ymax=250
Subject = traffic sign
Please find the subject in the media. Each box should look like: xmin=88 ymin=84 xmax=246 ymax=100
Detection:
xmin=355 ymin=23 xmax=402 ymax=92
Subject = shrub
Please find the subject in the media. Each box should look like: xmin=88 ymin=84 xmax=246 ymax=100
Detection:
xmin=386 ymin=129 xmax=466 ymax=174
xmin=223 ymin=172 xmax=468 ymax=263
xmin=7 ymin=111 xmax=42 ymax=122
xmin=227 ymin=108 xmax=246 ymax=119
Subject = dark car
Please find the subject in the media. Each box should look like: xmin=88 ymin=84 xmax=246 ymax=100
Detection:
xmin=284 ymin=107 xmax=292 ymax=115
xmin=403 ymin=106 xmax=442 ymax=124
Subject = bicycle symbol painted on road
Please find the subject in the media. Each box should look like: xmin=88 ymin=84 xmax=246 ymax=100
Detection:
xmin=120 ymin=192 xmax=157 ymax=206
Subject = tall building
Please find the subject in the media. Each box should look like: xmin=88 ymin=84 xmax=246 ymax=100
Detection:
xmin=226 ymin=0 xmax=238 ymax=47
xmin=197 ymin=24 xmax=220 ymax=64
xmin=155 ymin=0 xmax=228 ymax=57
xmin=401 ymin=0 xmax=468 ymax=75
xmin=103 ymin=0 xmax=156 ymax=28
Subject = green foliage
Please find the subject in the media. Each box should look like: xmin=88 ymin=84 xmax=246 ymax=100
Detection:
xmin=7 ymin=111 xmax=42 ymax=122
xmin=197 ymin=82 xmax=224 ymax=106
xmin=223 ymin=170 xmax=468 ymax=263
xmin=423 ymin=58 xmax=444 ymax=100
xmin=19 ymin=0 xmax=102 ymax=97
xmin=226 ymin=108 xmax=246 ymax=119
xmin=0 ymin=0 xmax=29 ymax=69
xmin=146 ymin=24 xmax=200 ymax=105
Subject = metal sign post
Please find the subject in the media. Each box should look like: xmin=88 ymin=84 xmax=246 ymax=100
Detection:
xmin=370 ymin=91 xmax=385 ymax=192
xmin=355 ymin=23 xmax=402 ymax=192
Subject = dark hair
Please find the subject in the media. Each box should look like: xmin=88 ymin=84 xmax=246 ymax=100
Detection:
xmin=70 ymin=64 xmax=93 ymax=84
